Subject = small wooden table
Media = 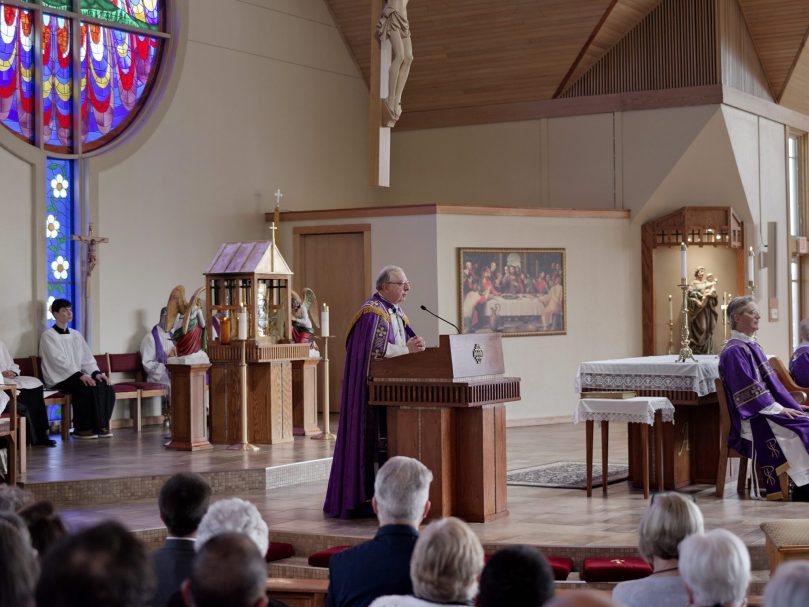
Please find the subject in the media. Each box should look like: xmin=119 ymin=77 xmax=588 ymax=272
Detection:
xmin=575 ymin=396 xmax=674 ymax=498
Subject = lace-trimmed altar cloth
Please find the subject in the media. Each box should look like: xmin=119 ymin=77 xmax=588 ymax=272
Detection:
xmin=574 ymin=355 xmax=720 ymax=397
xmin=574 ymin=396 xmax=675 ymax=425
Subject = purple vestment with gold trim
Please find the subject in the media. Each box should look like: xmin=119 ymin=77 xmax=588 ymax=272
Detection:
xmin=789 ymin=345 xmax=809 ymax=387
xmin=719 ymin=338 xmax=809 ymax=497
xmin=324 ymin=293 xmax=416 ymax=519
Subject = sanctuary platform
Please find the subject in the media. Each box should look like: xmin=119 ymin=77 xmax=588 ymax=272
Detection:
xmin=16 ymin=421 xmax=802 ymax=593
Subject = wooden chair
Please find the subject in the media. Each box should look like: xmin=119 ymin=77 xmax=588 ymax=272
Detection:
xmin=96 ymin=353 xmax=142 ymax=431
xmin=0 ymin=385 xmax=18 ymax=485
xmin=31 ymin=357 xmax=72 ymax=442
xmin=715 ymin=377 xmax=789 ymax=499
xmin=108 ymin=352 xmax=168 ymax=432
xmin=769 ymin=356 xmax=809 ymax=407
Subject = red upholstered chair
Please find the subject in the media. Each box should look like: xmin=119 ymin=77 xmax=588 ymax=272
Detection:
xmin=96 ymin=352 xmax=141 ymax=432
xmin=307 ymin=546 xmax=351 ymax=567
xmin=581 ymin=557 xmax=652 ymax=582
xmin=266 ymin=541 xmax=295 ymax=563
xmin=108 ymin=352 xmax=168 ymax=432
xmin=547 ymin=556 xmax=574 ymax=581
xmin=32 ymin=357 xmax=72 ymax=442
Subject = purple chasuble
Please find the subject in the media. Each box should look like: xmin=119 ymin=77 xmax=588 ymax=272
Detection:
xmin=790 ymin=345 xmax=809 ymax=387
xmin=323 ymin=293 xmax=416 ymax=519
xmin=719 ymin=338 xmax=809 ymax=496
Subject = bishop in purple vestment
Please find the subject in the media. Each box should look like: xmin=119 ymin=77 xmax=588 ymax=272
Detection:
xmin=720 ymin=296 xmax=809 ymax=500
xmin=789 ymin=318 xmax=809 ymax=386
xmin=324 ymin=266 xmax=426 ymax=519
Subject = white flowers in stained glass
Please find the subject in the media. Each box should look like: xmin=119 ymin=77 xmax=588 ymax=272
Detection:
xmin=46 ymin=296 xmax=55 ymax=320
xmin=46 ymin=214 xmax=61 ymax=238
xmin=51 ymin=174 xmax=69 ymax=198
xmin=51 ymin=256 xmax=70 ymax=279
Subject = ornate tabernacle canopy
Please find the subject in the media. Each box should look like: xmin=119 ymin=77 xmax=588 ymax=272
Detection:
xmin=204 ymin=240 xmax=293 ymax=344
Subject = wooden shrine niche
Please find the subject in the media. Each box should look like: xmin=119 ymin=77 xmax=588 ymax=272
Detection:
xmin=641 ymin=207 xmax=746 ymax=356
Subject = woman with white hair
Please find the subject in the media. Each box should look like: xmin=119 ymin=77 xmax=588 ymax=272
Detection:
xmin=195 ymin=498 xmax=269 ymax=556
xmin=612 ymin=493 xmax=704 ymax=607
xmin=369 ymin=517 xmax=484 ymax=606
xmin=678 ymin=529 xmax=750 ymax=607
xmin=762 ymin=561 xmax=809 ymax=607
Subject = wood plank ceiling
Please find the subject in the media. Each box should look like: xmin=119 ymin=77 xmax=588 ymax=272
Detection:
xmin=325 ymin=0 xmax=809 ymax=127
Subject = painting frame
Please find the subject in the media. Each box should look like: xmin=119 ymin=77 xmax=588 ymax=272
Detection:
xmin=458 ymin=247 xmax=567 ymax=337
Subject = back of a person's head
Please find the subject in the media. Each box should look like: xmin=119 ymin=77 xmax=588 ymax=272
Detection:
xmin=374 ymin=455 xmax=432 ymax=524
xmin=0 ymin=517 xmax=39 ymax=607
xmin=0 ymin=485 xmax=31 ymax=512
xmin=763 ymin=561 xmax=809 ymax=607
xmin=158 ymin=472 xmax=211 ymax=537
xmin=35 ymin=521 xmax=155 ymax=607
xmin=18 ymin=500 xmax=66 ymax=558
xmin=637 ymin=492 xmax=703 ymax=562
xmin=411 ymin=517 xmax=484 ymax=604
xmin=478 ymin=545 xmax=554 ymax=607
xmin=196 ymin=498 xmax=269 ymax=556
xmin=185 ymin=532 xmax=268 ymax=607
xmin=679 ymin=529 xmax=750 ymax=607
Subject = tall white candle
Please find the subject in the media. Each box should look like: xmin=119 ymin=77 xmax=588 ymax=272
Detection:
xmin=680 ymin=243 xmax=687 ymax=282
xmin=321 ymin=303 xmax=330 ymax=337
xmin=747 ymin=247 xmax=754 ymax=284
xmin=238 ymin=305 xmax=248 ymax=340
xmin=668 ymin=294 xmax=673 ymax=322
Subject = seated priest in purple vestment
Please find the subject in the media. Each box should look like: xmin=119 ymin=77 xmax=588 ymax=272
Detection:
xmin=719 ymin=296 xmax=809 ymax=500
xmin=324 ymin=265 xmax=426 ymax=519
xmin=789 ymin=317 xmax=809 ymax=387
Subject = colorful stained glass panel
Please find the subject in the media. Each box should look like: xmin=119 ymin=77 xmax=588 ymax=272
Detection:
xmin=46 ymin=157 xmax=77 ymax=329
xmin=80 ymin=22 xmax=160 ymax=148
xmin=0 ymin=5 xmax=35 ymax=143
xmin=42 ymin=1 xmax=72 ymax=9
xmin=82 ymin=0 xmax=161 ymax=31
xmin=42 ymin=13 xmax=73 ymax=150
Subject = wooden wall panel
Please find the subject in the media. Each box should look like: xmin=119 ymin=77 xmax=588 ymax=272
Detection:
xmin=719 ymin=0 xmax=773 ymax=101
xmin=562 ymin=0 xmax=718 ymax=98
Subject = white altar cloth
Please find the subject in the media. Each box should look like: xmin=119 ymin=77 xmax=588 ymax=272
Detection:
xmin=574 ymin=396 xmax=675 ymax=425
xmin=574 ymin=355 xmax=720 ymax=397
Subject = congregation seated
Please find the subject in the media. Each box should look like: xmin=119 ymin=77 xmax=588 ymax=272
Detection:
xmin=790 ymin=318 xmax=809 ymax=387
xmin=152 ymin=473 xmax=212 ymax=607
xmin=678 ymin=529 xmax=750 ymax=607
xmin=196 ymin=497 xmax=269 ymax=556
xmin=611 ymin=492 xmax=704 ymax=607
xmin=0 ymin=339 xmax=56 ymax=447
xmin=39 ymin=298 xmax=115 ymax=440
xmin=35 ymin=521 xmax=156 ymax=607
xmin=182 ymin=532 xmax=288 ymax=607
xmin=327 ymin=456 xmax=433 ymax=607
xmin=762 ymin=560 xmax=809 ymax=607
xmin=369 ymin=516 xmax=484 ymax=607
xmin=720 ymin=296 xmax=809 ymax=500
xmin=477 ymin=545 xmax=554 ymax=607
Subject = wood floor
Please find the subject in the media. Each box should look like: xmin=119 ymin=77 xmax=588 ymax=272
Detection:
xmin=19 ymin=418 xmax=804 ymax=559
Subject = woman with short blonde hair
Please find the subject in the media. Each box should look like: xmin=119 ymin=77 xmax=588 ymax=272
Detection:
xmin=370 ymin=517 xmax=484 ymax=606
xmin=612 ymin=493 xmax=704 ymax=607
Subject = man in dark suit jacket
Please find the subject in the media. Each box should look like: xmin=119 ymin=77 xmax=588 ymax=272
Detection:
xmin=151 ymin=472 xmax=212 ymax=607
xmin=326 ymin=456 xmax=432 ymax=607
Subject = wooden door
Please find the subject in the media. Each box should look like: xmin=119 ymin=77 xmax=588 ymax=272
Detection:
xmin=294 ymin=225 xmax=371 ymax=412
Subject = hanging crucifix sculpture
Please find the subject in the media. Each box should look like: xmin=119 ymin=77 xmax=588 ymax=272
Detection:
xmin=72 ymin=223 xmax=109 ymax=298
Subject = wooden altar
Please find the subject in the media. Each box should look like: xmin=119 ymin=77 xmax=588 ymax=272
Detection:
xmin=165 ymin=363 xmax=212 ymax=451
xmin=204 ymin=240 xmax=313 ymax=445
xmin=369 ymin=333 xmax=520 ymax=523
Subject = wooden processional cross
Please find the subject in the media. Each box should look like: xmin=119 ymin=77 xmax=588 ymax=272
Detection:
xmin=71 ymin=223 xmax=109 ymax=337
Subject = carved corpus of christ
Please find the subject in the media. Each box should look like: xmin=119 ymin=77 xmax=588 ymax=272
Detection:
xmin=71 ymin=223 xmax=109 ymax=296
xmin=376 ymin=0 xmax=413 ymax=126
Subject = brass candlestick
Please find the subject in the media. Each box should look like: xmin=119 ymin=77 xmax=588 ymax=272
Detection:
xmin=312 ymin=335 xmax=336 ymax=441
xmin=227 ymin=339 xmax=259 ymax=451
xmin=667 ymin=294 xmax=674 ymax=355
xmin=676 ymin=279 xmax=698 ymax=363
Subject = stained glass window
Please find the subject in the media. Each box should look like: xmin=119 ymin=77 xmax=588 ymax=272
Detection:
xmin=43 ymin=13 xmax=73 ymax=150
xmin=0 ymin=5 xmax=35 ymax=143
xmin=82 ymin=0 xmax=161 ymax=31
xmin=81 ymin=23 xmax=161 ymax=149
xmin=46 ymin=157 xmax=76 ymax=328
xmin=42 ymin=1 xmax=71 ymax=9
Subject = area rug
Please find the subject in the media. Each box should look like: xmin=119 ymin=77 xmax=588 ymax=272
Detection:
xmin=507 ymin=461 xmax=629 ymax=489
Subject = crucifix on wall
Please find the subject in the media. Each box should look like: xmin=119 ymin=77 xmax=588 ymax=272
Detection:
xmin=369 ymin=0 xmax=413 ymax=188
xmin=71 ymin=223 xmax=109 ymax=339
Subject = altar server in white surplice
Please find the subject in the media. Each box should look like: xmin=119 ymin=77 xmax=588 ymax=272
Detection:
xmin=0 ymin=340 xmax=56 ymax=446
xmin=39 ymin=298 xmax=115 ymax=440
xmin=140 ymin=307 xmax=174 ymax=388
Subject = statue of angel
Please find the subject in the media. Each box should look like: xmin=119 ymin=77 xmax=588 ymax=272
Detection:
xmin=165 ymin=285 xmax=209 ymax=361
xmin=291 ymin=288 xmax=320 ymax=344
